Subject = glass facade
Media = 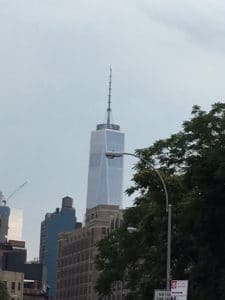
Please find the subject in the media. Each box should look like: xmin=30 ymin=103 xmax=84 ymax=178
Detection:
xmin=87 ymin=125 xmax=125 ymax=209
xmin=0 ymin=206 xmax=23 ymax=243
xmin=39 ymin=198 xmax=77 ymax=298
xmin=8 ymin=208 xmax=23 ymax=241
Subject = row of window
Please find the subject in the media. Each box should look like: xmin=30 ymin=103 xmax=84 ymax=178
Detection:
xmin=58 ymin=249 xmax=93 ymax=266
xmin=58 ymin=261 xmax=95 ymax=275
xmin=59 ymin=238 xmax=90 ymax=256
xmin=3 ymin=281 xmax=21 ymax=292
xmin=56 ymin=286 xmax=125 ymax=300
xmin=56 ymin=284 xmax=92 ymax=298
xmin=58 ymin=225 xmax=113 ymax=257
xmin=57 ymin=272 xmax=93 ymax=287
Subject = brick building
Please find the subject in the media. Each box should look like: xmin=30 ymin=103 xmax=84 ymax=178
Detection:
xmin=56 ymin=205 xmax=126 ymax=300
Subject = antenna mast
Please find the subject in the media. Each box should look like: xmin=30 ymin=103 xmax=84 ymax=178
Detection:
xmin=107 ymin=67 xmax=112 ymax=127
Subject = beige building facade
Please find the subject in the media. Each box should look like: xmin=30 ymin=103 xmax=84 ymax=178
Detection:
xmin=56 ymin=205 xmax=125 ymax=300
xmin=0 ymin=269 xmax=24 ymax=300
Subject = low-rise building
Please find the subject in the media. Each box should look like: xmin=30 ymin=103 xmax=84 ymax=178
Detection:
xmin=0 ymin=241 xmax=48 ymax=299
xmin=0 ymin=269 xmax=24 ymax=300
xmin=23 ymin=279 xmax=48 ymax=300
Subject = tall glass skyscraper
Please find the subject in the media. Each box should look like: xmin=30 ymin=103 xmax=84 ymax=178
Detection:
xmin=0 ymin=206 xmax=23 ymax=243
xmin=86 ymin=69 xmax=125 ymax=209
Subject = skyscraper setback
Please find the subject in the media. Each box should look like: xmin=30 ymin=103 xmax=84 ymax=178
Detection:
xmin=86 ymin=68 xmax=125 ymax=209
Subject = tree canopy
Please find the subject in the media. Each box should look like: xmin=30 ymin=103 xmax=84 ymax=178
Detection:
xmin=95 ymin=103 xmax=225 ymax=300
xmin=0 ymin=281 xmax=9 ymax=300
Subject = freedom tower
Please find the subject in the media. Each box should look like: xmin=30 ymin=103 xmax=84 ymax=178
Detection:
xmin=86 ymin=69 xmax=125 ymax=209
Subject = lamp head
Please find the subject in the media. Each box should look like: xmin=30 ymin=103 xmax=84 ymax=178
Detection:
xmin=105 ymin=151 xmax=123 ymax=159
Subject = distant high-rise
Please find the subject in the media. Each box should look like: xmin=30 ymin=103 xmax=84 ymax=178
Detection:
xmin=0 ymin=205 xmax=23 ymax=243
xmin=0 ymin=205 xmax=10 ymax=243
xmin=0 ymin=184 xmax=26 ymax=243
xmin=39 ymin=196 xmax=77 ymax=299
xmin=86 ymin=68 xmax=125 ymax=209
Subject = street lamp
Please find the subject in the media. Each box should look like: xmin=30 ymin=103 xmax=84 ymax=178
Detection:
xmin=106 ymin=151 xmax=172 ymax=291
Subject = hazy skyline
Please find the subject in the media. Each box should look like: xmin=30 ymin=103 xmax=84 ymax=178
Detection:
xmin=1 ymin=0 xmax=225 ymax=259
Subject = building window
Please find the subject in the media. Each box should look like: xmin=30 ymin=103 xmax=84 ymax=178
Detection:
xmin=111 ymin=220 xmax=114 ymax=230
xmin=11 ymin=282 xmax=15 ymax=293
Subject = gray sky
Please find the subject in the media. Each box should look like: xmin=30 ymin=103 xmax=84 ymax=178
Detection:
xmin=1 ymin=0 xmax=225 ymax=259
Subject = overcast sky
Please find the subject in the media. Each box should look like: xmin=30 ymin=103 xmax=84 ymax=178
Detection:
xmin=1 ymin=0 xmax=225 ymax=259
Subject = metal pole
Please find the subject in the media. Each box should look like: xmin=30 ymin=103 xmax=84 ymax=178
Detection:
xmin=166 ymin=204 xmax=172 ymax=291
xmin=105 ymin=151 xmax=172 ymax=291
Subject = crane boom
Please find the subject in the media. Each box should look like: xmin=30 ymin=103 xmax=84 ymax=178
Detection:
xmin=4 ymin=181 xmax=28 ymax=205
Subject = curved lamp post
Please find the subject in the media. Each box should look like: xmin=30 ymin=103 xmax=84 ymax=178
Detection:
xmin=106 ymin=151 xmax=172 ymax=291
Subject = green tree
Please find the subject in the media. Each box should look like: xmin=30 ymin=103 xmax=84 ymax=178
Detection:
xmin=0 ymin=281 xmax=9 ymax=300
xmin=95 ymin=103 xmax=225 ymax=300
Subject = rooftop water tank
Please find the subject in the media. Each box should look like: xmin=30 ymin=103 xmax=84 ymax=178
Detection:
xmin=62 ymin=196 xmax=73 ymax=208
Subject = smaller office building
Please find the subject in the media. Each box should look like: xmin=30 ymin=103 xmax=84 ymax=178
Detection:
xmin=1 ymin=240 xmax=48 ymax=297
xmin=2 ymin=240 xmax=27 ymax=272
xmin=56 ymin=204 xmax=126 ymax=300
xmin=23 ymin=278 xmax=48 ymax=300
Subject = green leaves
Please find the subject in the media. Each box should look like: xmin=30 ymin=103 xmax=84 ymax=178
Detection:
xmin=0 ymin=281 xmax=9 ymax=300
xmin=95 ymin=103 xmax=225 ymax=300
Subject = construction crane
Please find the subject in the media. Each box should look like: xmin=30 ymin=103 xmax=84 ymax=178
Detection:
xmin=2 ymin=181 xmax=28 ymax=206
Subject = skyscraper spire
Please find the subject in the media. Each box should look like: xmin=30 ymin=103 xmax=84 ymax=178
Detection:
xmin=87 ymin=68 xmax=124 ymax=209
xmin=107 ymin=67 xmax=112 ymax=127
xmin=96 ymin=67 xmax=119 ymax=131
